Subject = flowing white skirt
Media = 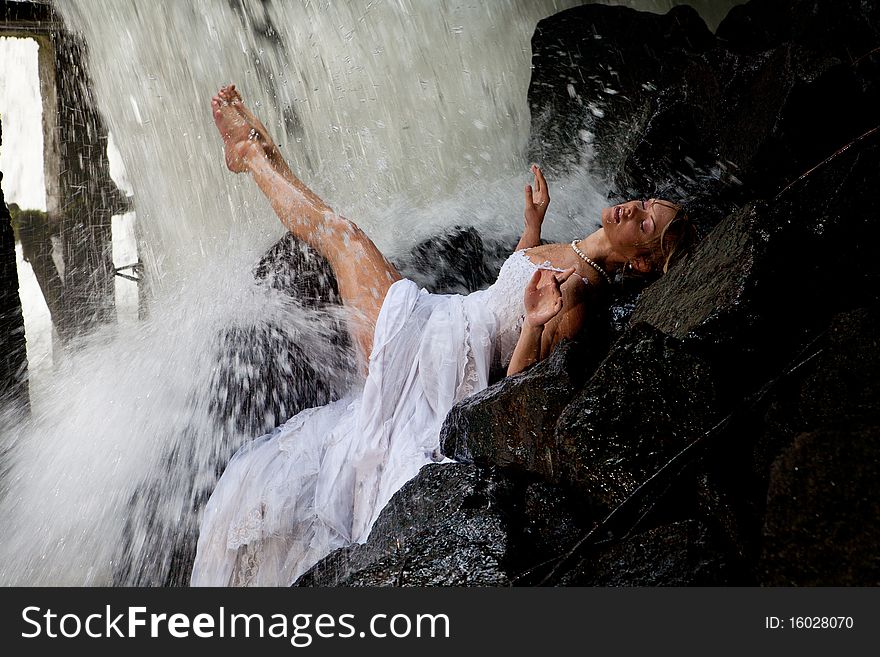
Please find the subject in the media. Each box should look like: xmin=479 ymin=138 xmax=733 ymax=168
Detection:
xmin=191 ymin=278 xmax=497 ymax=586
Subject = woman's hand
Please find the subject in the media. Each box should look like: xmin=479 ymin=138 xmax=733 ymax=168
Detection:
xmin=523 ymin=267 xmax=576 ymax=327
xmin=525 ymin=163 xmax=549 ymax=227
xmin=516 ymin=164 xmax=549 ymax=251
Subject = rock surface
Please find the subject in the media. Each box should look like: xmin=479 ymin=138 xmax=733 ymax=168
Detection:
xmin=295 ymin=464 xmax=512 ymax=586
xmin=295 ymin=462 xmax=589 ymax=587
xmin=759 ymin=422 xmax=880 ymax=586
xmin=557 ymin=520 xmax=735 ymax=586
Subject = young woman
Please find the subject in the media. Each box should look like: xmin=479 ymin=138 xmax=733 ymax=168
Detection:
xmin=191 ymin=85 xmax=694 ymax=586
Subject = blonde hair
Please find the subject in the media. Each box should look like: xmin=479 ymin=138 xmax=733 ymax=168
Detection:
xmin=641 ymin=201 xmax=697 ymax=274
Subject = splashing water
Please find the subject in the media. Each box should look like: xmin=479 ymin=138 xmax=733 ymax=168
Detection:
xmin=0 ymin=0 xmax=729 ymax=584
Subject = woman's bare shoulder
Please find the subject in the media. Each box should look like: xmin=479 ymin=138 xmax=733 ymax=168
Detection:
xmin=521 ymin=242 xmax=569 ymax=263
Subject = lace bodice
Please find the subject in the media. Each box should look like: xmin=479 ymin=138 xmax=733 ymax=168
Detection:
xmin=476 ymin=250 xmax=543 ymax=366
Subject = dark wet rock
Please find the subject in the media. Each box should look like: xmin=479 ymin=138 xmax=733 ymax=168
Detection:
xmin=254 ymin=231 xmax=343 ymax=305
xmin=755 ymin=306 xmax=880 ymax=479
xmin=759 ymin=422 xmax=880 ymax=586
xmin=439 ymin=276 xmax=611 ymax=471
xmin=441 ymin=336 xmax=603 ymax=471
xmin=632 ymin=132 xmax=880 ymax=400
xmin=527 ymin=4 xmax=715 ymax=181
xmin=444 ymin=321 xmax=718 ymax=514
xmin=209 ymin=234 xmax=351 ymax=437
xmin=295 ymin=464 xmax=512 ymax=586
xmin=716 ymin=0 xmax=880 ymax=59
xmin=782 ymin=306 xmax=880 ymax=427
xmin=554 ymin=323 xmax=718 ymax=509
xmin=295 ymin=463 xmax=590 ymax=587
xmin=622 ymin=129 xmax=880 ymax=585
xmin=609 ymin=40 xmax=880 ymax=205
xmin=392 ymin=225 xmax=508 ymax=296
xmin=556 ymin=520 xmax=734 ymax=586
xmin=689 ymin=305 xmax=880 ymax=579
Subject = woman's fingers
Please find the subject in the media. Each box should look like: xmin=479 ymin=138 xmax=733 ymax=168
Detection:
xmin=527 ymin=268 xmax=542 ymax=291
xmin=524 ymin=184 xmax=535 ymax=208
xmin=531 ymin=164 xmax=549 ymax=207
xmin=554 ymin=266 xmax=577 ymax=284
xmin=532 ymin=164 xmax=546 ymax=191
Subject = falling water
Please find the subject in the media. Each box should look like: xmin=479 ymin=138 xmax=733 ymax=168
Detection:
xmin=0 ymin=0 xmax=736 ymax=585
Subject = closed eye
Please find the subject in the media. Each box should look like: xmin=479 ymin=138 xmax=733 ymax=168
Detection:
xmin=640 ymin=199 xmax=656 ymax=233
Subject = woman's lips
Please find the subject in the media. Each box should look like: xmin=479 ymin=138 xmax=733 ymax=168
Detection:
xmin=614 ymin=206 xmax=621 ymax=223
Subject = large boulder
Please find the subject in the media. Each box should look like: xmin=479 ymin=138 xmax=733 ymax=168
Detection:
xmin=295 ymin=464 xmax=512 ymax=586
xmin=444 ymin=321 xmax=718 ymax=513
xmin=295 ymin=463 xmax=586 ymax=587
xmin=391 ymin=226 xmax=511 ymax=296
xmin=527 ymin=4 xmax=715 ymax=183
xmin=632 ymin=133 xmax=880 ymax=398
xmin=210 ymin=234 xmax=351 ymax=437
xmin=556 ymin=520 xmax=736 ymax=586
xmin=553 ymin=322 xmax=718 ymax=509
xmin=759 ymin=422 xmax=880 ymax=586
xmin=716 ymin=0 xmax=880 ymax=58
xmin=746 ymin=306 xmax=880 ymax=585
xmin=755 ymin=306 xmax=880 ymax=479
xmin=441 ymin=333 xmax=605 ymax=470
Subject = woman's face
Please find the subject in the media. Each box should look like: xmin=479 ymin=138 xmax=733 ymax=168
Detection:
xmin=601 ymin=198 xmax=679 ymax=258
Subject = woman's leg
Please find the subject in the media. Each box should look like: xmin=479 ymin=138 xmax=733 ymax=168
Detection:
xmin=211 ymin=85 xmax=401 ymax=358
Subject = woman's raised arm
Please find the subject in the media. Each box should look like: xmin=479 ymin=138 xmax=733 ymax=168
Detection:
xmin=515 ymin=164 xmax=549 ymax=251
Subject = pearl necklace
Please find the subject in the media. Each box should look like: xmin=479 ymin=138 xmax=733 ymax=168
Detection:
xmin=570 ymin=240 xmax=612 ymax=285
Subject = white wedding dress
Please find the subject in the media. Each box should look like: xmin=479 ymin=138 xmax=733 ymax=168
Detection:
xmin=191 ymin=250 xmax=549 ymax=586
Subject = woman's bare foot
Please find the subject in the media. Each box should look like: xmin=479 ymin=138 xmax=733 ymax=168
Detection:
xmin=223 ymin=86 xmax=283 ymax=157
xmin=212 ymin=84 xmax=283 ymax=173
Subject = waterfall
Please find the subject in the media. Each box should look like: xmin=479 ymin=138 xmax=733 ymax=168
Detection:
xmin=0 ymin=0 xmax=737 ymax=585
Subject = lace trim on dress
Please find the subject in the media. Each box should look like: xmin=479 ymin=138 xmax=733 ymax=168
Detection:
xmin=227 ymin=504 xmax=265 ymax=550
xmin=484 ymin=250 xmax=537 ymax=366
xmin=231 ymin=541 xmax=261 ymax=587
xmin=455 ymin=311 xmax=479 ymax=403
xmin=527 ymin=251 xmax=591 ymax=285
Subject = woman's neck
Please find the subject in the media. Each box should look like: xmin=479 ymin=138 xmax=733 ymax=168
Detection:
xmin=575 ymin=228 xmax=627 ymax=273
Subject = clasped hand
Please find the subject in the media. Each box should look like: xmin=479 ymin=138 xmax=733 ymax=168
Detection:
xmin=523 ymin=267 xmax=578 ymax=328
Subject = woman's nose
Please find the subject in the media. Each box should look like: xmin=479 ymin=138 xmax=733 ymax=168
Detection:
xmin=627 ymin=201 xmax=645 ymax=220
